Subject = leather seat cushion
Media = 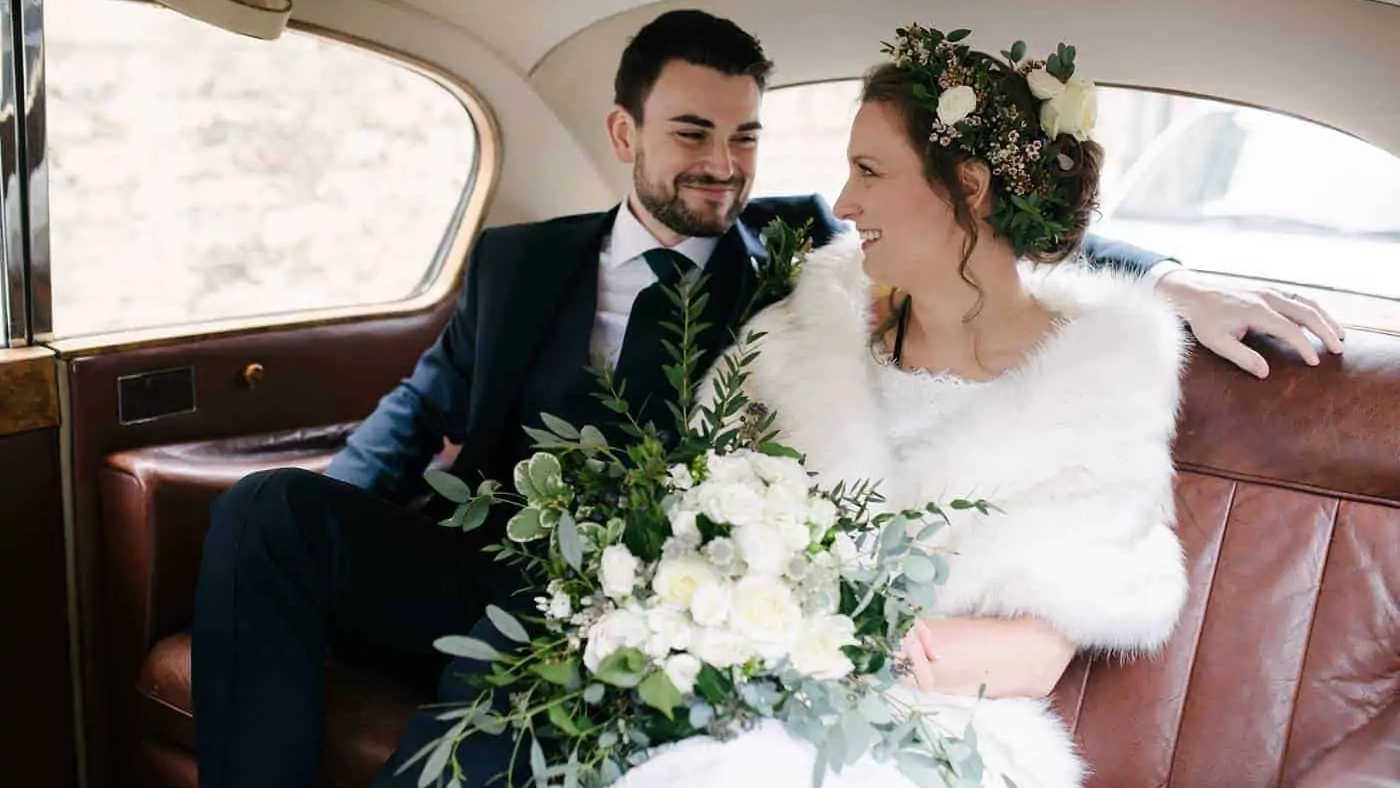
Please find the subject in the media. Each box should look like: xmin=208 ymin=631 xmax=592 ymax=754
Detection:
xmin=137 ymin=632 xmax=428 ymax=788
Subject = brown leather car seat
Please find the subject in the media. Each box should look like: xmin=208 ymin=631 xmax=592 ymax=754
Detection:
xmin=96 ymin=335 xmax=1400 ymax=787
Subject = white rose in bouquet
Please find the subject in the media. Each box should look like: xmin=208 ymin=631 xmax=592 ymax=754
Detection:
xmin=668 ymin=507 xmax=701 ymax=545
xmin=663 ymin=653 xmax=703 ymax=695
xmin=729 ymin=575 xmax=805 ymax=659
xmin=764 ymin=482 xmax=815 ymax=552
xmin=644 ymin=604 xmax=695 ymax=658
xmin=652 ymin=553 xmax=723 ymax=608
xmin=696 ymin=481 xmax=766 ymax=528
xmin=790 ymin=614 xmax=858 ymax=680
xmin=805 ymin=495 xmax=839 ymax=534
xmin=583 ymin=605 xmax=649 ymax=671
xmin=733 ymin=522 xmax=794 ymax=577
xmin=689 ymin=626 xmax=752 ymax=668
xmin=688 ymin=579 xmax=734 ymax=628
xmin=600 ymin=544 xmax=639 ymax=600
xmin=705 ymin=450 xmax=761 ymax=486
xmin=750 ymin=453 xmax=810 ymax=489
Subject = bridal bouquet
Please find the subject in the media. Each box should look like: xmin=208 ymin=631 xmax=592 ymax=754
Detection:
xmin=402 ymin=220 xmax=989 ymax=788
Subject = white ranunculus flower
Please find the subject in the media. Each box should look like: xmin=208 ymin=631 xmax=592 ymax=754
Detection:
xmin=668 ymin=463 xmax=696 ymax=490
xmin=689 ymin=579 xmax=734 ymax=627
xmin=729 ymin=575 xmax=805 ymax=659
xmin=645 ymin=605 xmax=694 ymax=655
xmin=790 ymin=614 xmax=858 ymax=680
xmin=1040 ymin=75 xmax=1097 ymax=141
xmin=583 ymin=605 xmax=650 ymax=671
xmin=733 ymin=522 xmax=794 ymax=577
xmin=600 ymin=544 xmax=639 ymax=600
xmin=652 ymin=553 xmax=723 ymax=609
xmin=663 ymin=653 xmax=703 ymax=695
xmin=937 ymin=85 xmax=977 ymax=126
xmin=689 ymin=626 xmax=752 ymax=668
xmin=1026 ymin=68 xmax=1066 ymax=100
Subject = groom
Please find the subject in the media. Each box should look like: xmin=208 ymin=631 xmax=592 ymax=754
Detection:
xmin=191 ymin=9 xmax=1342 ymax=788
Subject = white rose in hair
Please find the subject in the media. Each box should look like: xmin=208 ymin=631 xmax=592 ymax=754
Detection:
xmin=689 ymin=626 xmax=752 ymax=668
xmin=599 ymin=544 xmax=639 ymax=600
xmin=663 ymin=653 xmax=703 ymax=695
xmin=1040 ymin=75 xmax=1097 ymax=141
xmin=689 ymin=579 xmax=733 ymax=627
xmin=937 ymin=85 xmax=977 ymax=125
xmin=790 ymin=614 xmax=858 ymax=680
xmin=652 ymin=553 xmax=722 ymax=608
xmin=697 ymin=481 xmax=766 ymax=528
xmin=729 ymin=575 xmax=804 ymax=659
xmin=733 ymin=522 xmax=793 ymax=576
xmin=1026 ymin=68 xmax=1066 ymax=100
xmin=583 ymin=605 xmax=649 ymax=671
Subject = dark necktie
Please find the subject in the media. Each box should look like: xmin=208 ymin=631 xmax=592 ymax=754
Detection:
xmin=613 ymin=248 xmax=697 ymax=433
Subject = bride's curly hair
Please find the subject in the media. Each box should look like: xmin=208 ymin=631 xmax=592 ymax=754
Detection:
xmin=860 ymin=62 xmax=1104 ymax=322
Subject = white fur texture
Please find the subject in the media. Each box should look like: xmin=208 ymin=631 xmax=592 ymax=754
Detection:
xmin=637 ymin=236 xmax=1189 ymax=788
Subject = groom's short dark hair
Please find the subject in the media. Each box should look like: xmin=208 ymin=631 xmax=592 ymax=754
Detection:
xmin=613 ymin=10 xmax=774 ymax=124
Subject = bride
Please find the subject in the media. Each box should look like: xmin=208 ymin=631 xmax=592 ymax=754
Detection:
xmin=616 ymin=24 xmax=1189 ymax=788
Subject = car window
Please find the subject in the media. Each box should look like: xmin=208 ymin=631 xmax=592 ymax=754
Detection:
xmin=45 ymin=0 xmax=479 ymax=338
xmin=753 ymin=81 xmax=1400 ymax=326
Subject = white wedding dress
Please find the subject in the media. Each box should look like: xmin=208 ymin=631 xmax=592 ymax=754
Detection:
xmin=616 ymin=234 xmax=1189 ymax=788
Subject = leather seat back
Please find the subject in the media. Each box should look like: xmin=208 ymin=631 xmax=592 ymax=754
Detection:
xmin=1053 ymin=330 xmax=1400 ymax=787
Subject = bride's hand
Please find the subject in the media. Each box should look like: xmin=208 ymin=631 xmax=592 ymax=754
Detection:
xmin=895 ymin=617 xmax=1077 ymax=698
xmin=897 ymin=620 xmax=939 ymax=691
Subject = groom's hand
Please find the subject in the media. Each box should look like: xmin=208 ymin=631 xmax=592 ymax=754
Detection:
xmin=1155 ymin=269 xmax=1346 ymax=379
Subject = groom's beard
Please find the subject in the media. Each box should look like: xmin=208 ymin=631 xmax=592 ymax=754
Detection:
xmin=634 ymin=152 xmax=748 ymax=238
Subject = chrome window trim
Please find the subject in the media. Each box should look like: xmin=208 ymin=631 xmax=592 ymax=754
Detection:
xmin=18 ymin=0 xmax=49 ymax=341
xmin=0 ymin=0 xmax=24 ymax=345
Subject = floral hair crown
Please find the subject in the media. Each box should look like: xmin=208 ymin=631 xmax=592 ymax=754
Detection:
xmin=880 ymin=24 xmax=1099 ymax=257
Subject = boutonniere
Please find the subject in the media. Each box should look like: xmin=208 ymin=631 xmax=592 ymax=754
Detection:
xmin=741 ymin=217 xmax=814 ymax=324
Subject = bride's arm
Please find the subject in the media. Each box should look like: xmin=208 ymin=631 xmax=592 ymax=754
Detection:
xmin=899 ymin=617 xmax=1075 ymax=699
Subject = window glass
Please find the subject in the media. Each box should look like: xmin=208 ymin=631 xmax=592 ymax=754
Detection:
xmin=46 ymin=0 xmax=479 ymax=337
xmin=754 ymin=81 xmax=1400 ymax=325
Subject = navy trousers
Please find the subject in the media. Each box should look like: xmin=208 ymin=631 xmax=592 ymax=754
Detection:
xmin=192 ymin=467 xmax=525 ymax=788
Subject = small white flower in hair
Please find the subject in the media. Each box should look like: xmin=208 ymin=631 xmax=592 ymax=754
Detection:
xmin=936 ymin=85 xmax=977 ymax=126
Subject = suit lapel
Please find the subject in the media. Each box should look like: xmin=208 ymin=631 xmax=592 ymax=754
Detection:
xmin=474 ymin=208 xmax=615 ymax=434
xmin=716 ymin=217 xmax=768 ymax=335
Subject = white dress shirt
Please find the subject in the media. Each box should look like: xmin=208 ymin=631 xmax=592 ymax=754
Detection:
xmin=589 ymin=199 xmax=720 ymax=368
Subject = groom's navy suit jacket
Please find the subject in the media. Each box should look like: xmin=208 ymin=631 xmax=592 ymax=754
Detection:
xmin=327 ymin=193 xmax=1160 ymax=518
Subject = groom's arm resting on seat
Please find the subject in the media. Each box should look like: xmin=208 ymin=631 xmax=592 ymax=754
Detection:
xmin=898 ymin=617 xmax=1076 ymax=699
xmin=324 ymin=234 xmax=490 ymax=505
xmin=1082 ymin=233 xmax=1345 ymax=378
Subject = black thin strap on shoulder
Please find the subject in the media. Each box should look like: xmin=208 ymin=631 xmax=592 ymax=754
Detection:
xmin=892 ymin=293 xmax=912 ymax=367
